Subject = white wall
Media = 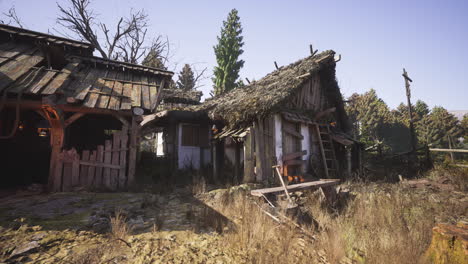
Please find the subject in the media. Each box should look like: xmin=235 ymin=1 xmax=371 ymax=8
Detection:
xmin=155 ymin=132 xmax=164 ymax=156
xmin=177 ymin=123 xmax=200 ymax=169
xmin=176 ymin=123 xmax=212 ymax=169
xmin=301 ymin=124 xmax=310 ymax=172
xmin=274 ymin=114 xmax=283 ymax=166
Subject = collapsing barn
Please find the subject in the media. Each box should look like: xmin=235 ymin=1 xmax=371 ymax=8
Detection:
xmin=186 ymin=50 xmax=356 ymax=183
xmin=0 ymin=24 xmax=173 ymax=191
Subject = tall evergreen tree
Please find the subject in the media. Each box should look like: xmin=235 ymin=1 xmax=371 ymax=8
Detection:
xmin=461 ymin=114 xmax=468 ymax=143
xmin=177 ymin=64 xmax=196 ymax=90
xmin=212 ymin=9 xmax=244 ymax=96
xmin=142 ymin=48 xmax=167 ymax=70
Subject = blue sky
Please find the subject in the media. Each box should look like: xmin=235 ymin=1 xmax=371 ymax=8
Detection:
xmin=1 ymin=0 xmax=467 ymax=110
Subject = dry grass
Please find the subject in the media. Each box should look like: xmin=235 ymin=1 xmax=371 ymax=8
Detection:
xmin=207 ymin=180 xmax=466 ymax=264
xmin=110 ymin=209 xmax=133 ymax=241
xmin=427 ymin=164 xmax=468 ymax=191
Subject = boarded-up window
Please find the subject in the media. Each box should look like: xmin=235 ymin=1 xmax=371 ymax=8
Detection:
xmin=181 ymin=124 xmax=210 ymax=147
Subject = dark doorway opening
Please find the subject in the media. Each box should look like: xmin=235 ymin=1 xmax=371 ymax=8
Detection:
xmin=0 ymin=109 xmax=51 ymax=189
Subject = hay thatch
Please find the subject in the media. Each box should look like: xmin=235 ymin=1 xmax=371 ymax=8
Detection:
xmin=188 ymin=50 xmax=338 ymax=128
xmin=161 ymin=89 xmax=202 ymax=105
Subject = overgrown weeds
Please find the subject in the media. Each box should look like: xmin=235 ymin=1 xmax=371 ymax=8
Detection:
xmin=110 ymin=209 xmax=133 ymax=241
xmin=206 ymin=178 xmax=466 ymax=264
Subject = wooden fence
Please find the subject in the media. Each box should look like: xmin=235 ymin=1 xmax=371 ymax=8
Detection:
xmin=52 ymin=129 xmax=129 ymax=191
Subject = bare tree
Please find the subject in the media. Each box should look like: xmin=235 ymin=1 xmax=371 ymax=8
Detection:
xmin=1 ymin=6 xmax=24 ymax=28
xmin=57 ymin=0 xmax=169 ymax=65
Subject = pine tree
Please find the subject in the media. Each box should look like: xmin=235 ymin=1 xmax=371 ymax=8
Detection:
xmin=177 ymin=64 xmax=196 ymax=90
xmin=142 ymin=48 xmax=166 ymax=70
xmin=212 ymin=9 xmax=244 ymax=96
xmin=462 ymin=114 xmax=468 ymax=142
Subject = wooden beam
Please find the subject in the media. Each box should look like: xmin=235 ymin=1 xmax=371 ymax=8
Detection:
xmin=430 ymin=148 xmax=468 ymax=153
xmin=3 ymin=99 xmax=132 ymax=116
xmin=282 ymin=150 xmax=307 ymax=161
xmin=314 ymin=107 xmax=336 ymax=121
xmin=283 ymin=159 xmax=307 ymax=166
xmin=64 ymin=112 xmax=85 ymax=128
xmin=283 ymin=127 xmax=304 ymax=139
xmin=251 ymin=179 xmax=340 ymax=197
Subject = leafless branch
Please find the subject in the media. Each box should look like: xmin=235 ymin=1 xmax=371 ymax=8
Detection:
xmin=56 ymin=0 xmax=162 ymax=64
xmin=2 ymin=6 xmax=24 ymax=28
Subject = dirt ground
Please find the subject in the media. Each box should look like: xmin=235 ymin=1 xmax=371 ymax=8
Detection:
xmin=0 ymin=178 xmax=466 ymax=264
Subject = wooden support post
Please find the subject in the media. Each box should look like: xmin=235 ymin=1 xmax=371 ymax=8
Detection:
xmin=234 ymin=140 xmax=241 ymax=182
xmin=213 ymin=139 xmax=224 ymax=182
xmin=254 ymin=120 xmax=266 ymax=182
xmin=43 ymin=106 xmax=65 ymax=192
xmin=243 ymin=128 xmax=255 ymax=183
xmin=127 ymin=116 xmax=139 ymax=186
xmin=119 ymin=126 xmax=129 ymax=189
xmin=403 ymin=68 xmax=417 ymax=153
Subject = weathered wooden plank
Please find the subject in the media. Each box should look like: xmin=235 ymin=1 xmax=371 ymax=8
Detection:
xmin=0 ymin=49 xmax=43 ymax=92
xmin=148 ymin=76 xmax=158 ymax=110
xmin=103 ymin=140 xmax=112 ymax=189
xmin=73 ymin=68 xmax=102 ymax=100
xmin=95 ymin=145 xmax=104 ymax=186
xmin=53 ymin=153 xmax=64 ymax=192
xmin=108 ymin=70 xmax=124 ymax=110
xmin=71 ymin=152 xmax=80 ymax=187
xmin=127 ymin=117 xmax=139 ymax=186
xmin=42 ymin=61 xmax=79 ymax=94
xmin=140 ymin=75 xmax=151 ymax=110
xmin=283 ymin=127 xmax=304 ymax=139
xmin=79 ymin=161 xmax=122 ymax=169
xmin=131 ymin=74 xmax=142 ymax=107
xmin=96 ymin=70 xmax=116 ymax=109
xmin=251 ymin=179 xmax=340 ymax=196
xmin=283 ymin=159 xmax=307 ymax=166
xmin=110 ymin=132 xmax=121 ymax=190
xmin=282 ymin=150 xmax=308 ymax=161
xmin=29 ymin=70 xmax=57 ymax=94
xmin=80 ymin=150 xmax=90 ymax=186
xmin=63 ymin=161 xmax=72 ymax=192
xmin=254 ymin=119 xmax=266 ymax=182
xmin=8 ymin=67 xmax=44 ymax=93
xmin=243 ymin=128 xmax=255 ymax=183
xmin=82 ymin=68 xmax=108 ymax=107
xmin=119 ymin=126 xmax=129 ymax=189
xmin=429 ymin=148 xmax=468 ymax=153
xmin=120 ymin=71 xmax=133 ymax=110
xmin=87 ymin=151 xmax=97 ymax=186
xmin=0 ymin=43 xmax=31 ymax=65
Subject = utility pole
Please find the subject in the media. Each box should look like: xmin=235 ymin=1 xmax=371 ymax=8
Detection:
xmin=402 ymin=68 xmax=417 ymax=153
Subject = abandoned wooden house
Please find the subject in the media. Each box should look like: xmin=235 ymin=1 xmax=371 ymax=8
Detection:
xmin=202 ymin=50 xmax=355 ymax=183
xmin=0 ymin=24 xmax=173 ymax=191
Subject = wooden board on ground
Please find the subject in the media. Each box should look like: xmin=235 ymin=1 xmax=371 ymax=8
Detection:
xmin=250 ymin=179 xmax=340 ymax=197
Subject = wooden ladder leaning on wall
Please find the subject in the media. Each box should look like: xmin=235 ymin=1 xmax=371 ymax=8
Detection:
xmin=315 ymin=124 xmax=339 ymax=178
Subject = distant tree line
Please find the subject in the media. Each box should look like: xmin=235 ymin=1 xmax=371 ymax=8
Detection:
xmin=346 ymin=89 xmax=466 ymax=154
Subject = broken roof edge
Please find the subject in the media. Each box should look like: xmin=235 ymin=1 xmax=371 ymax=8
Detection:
xmin=67 ymin=55 xmax=174 ymax=77
xmin=0 ymin=23 xmax=93 ymax=50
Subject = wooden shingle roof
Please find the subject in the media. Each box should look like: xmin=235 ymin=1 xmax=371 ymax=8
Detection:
xmin=0 ymin=25 xmax=174 ymax=112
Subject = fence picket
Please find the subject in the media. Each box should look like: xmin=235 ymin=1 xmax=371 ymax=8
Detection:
xmin=103 ymin=140 xmax=112 ymax=189
xmin=87 ymin=150 xmax=97 ymax=186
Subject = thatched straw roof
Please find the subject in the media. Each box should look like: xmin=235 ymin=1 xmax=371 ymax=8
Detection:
xmin=189 ymin=50 xmax=339 ymax=128
xmin=161 ymin=89 xmax=202 ymax=105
